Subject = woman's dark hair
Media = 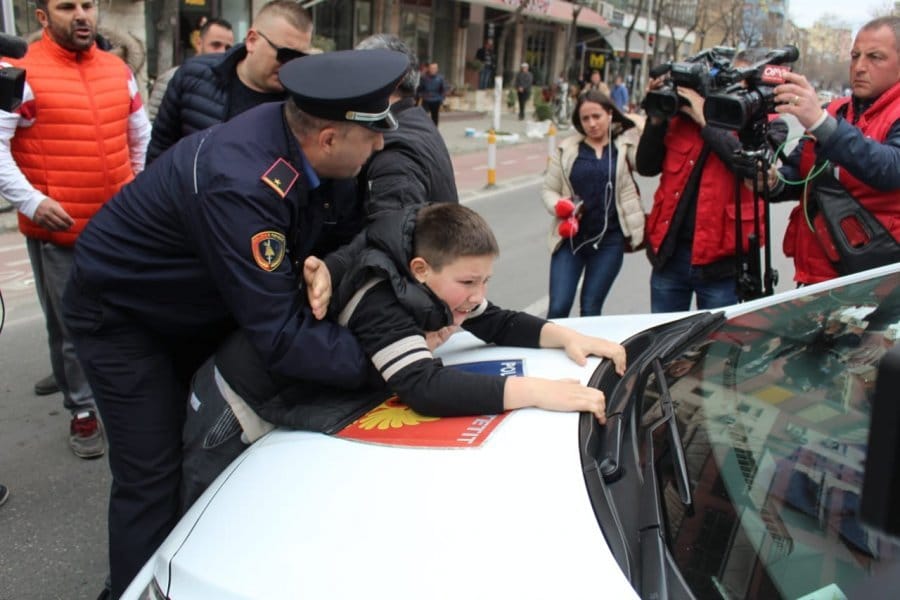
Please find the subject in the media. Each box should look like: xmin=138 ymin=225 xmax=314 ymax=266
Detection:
xmin=572 ymin=89 xmax=635 ymax=136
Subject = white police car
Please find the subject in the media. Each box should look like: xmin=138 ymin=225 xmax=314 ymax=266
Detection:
xmin=126 ymin=264 xmax=900 ymax=600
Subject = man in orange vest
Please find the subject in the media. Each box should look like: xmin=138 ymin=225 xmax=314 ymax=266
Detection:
xmin=0 ymin=0 xmax=150 ymax=458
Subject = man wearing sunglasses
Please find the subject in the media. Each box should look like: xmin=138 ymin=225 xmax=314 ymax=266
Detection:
xmin=147 ymin=0 xmax=312 ymax=163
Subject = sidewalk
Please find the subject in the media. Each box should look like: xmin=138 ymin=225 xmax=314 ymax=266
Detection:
xmin=0 ymin=105 xmax=572 ymax=233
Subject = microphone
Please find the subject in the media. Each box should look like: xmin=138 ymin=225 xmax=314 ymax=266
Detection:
xmin=0 ymin=33 xmax=28 ymax=59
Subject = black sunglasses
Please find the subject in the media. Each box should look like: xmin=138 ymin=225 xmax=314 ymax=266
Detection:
xmin=256 ymin=30 xmax=307 ymax=64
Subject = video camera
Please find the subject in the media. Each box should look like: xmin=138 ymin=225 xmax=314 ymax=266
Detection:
xmin=642 ymin=46 xmax=735 ymax=119
xmin=703 ymin=45 xmax=799 ymax=132
xmin=0 ymin=32 xmax=27 ymax=112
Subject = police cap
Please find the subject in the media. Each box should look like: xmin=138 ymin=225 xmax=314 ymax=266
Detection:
xmin=279 ymin=49 xmax=408 ymax=132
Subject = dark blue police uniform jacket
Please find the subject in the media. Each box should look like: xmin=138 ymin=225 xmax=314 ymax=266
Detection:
xmin=68 ymin=101 xmax=367 ymax=386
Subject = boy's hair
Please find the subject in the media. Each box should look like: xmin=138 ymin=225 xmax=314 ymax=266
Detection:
xmin=413 ymin=204 xmax=499 ymax=270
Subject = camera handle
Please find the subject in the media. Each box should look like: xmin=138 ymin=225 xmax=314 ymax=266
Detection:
xmin=733 ymin=147 xmax=778 ymax=301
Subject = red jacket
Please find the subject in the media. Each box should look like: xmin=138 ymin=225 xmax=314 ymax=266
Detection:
xmin=783 ymin=82 xmax=900 ymax=284
xmin=10 ymin=31 xmax=136 ymax=246
xmin=646 ymin=116 xmax=761 ymax=266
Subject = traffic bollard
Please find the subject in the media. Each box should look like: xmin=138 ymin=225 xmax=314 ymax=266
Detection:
xmin=487 ymin=128 xmax=496 ymax=188
xmin=547 ymin=122 xmax=557 ymax=166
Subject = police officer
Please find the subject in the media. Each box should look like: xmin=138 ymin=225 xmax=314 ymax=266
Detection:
xmin=62 ymin=49 xmax=408 ymax=599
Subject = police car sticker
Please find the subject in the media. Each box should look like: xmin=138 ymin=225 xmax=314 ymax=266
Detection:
xmin=251 ymin=231 xmax=286 ymax=272
xmin=260 ymin=157 xmax=299 ymax=198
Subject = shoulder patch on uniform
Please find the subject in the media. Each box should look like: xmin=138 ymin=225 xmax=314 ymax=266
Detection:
xmin=251 ymin=231 xmax=287 ymax=272
xmin=261 ymin=158 xmax=300 ymax=198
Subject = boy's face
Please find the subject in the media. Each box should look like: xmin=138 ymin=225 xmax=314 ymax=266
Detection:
xmin=412 ymin=254 xmax=494 ymax=326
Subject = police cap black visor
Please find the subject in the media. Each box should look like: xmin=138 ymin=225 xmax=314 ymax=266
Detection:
xmin=279 ymin=48 xmax=408 ymax=132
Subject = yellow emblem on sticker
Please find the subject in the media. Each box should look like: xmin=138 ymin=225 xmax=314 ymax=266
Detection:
xmin=251 ymin=231 xmax=286 ymax=272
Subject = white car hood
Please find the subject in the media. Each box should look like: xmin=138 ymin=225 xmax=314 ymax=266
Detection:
xmin=130 ymin=313 xmax=683 ymax=600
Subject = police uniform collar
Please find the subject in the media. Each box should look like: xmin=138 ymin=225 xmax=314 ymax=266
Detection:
xmin=278 ymin=49 xmax=409 ymax=132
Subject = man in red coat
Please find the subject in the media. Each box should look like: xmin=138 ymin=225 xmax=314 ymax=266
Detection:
xmin=772 ymin=16 xmax=900 ymax=284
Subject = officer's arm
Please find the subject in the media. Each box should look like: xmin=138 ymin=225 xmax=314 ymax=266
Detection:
xmin=189 ymin=185 xmax=368 ymax=388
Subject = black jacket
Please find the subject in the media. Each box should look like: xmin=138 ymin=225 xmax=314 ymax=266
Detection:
xmin=148 ymin=45 xmax=284 ymax=163
xmin=331 ymin=207 xmax=546 ymax=417
xmin=362 ymin=97 xmax=459 ymax=213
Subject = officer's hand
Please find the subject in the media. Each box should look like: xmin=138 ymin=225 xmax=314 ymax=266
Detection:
xmin=303 ymin=256 xmax=331 ymax=320
xmin=33 ymin=197 xmax=74 ymax=231
xmin=677 ymin=87 xmax=706 ymax=126
xmin=424 ymin=325 xmax=460 ymax=351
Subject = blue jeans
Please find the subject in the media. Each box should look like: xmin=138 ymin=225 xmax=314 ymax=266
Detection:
xmin=478 ymin=68 xmax=494 ymax=90
xmin=548 ymin=229 xmax=624 ymax=318
xmin=650 ymin=243 xmax=737 ymax=313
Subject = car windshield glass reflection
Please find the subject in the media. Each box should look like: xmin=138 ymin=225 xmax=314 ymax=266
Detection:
xmin=642 ymin=272 xmax=900 ymax=599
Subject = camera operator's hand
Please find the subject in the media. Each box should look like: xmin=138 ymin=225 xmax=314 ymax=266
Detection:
xmin=774 ymin=71 xmax=825 ymax=130
xmin=744 ymin=164 xmax=780 ymax=192
xmin=646 ymin=76 xmax=668 ymax=125
xmin=677 ymin=87 xmax=706 ymax=127
xmin=33 ymin=197 xmax=74 ymax=231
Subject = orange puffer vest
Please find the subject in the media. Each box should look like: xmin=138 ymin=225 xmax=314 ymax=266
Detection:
xmin=10 ymin=31 xmax=135 ymax=247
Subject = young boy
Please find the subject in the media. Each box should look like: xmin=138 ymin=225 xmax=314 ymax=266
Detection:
xmin=181 ymin=203 xmax=626 ymax=508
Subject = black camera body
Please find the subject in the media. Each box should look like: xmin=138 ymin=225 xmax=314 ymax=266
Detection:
xmin=703 ymin=46 xmax=799 ymax=133
xmin=642 ymin=47 xmax=735 ymax=119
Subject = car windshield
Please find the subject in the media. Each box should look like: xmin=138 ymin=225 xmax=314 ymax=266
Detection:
xmin=641 ymin=271 xmax=900 ymax=599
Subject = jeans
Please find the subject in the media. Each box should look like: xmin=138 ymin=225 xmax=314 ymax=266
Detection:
xmin=26 ymin=238 xmax=94 ymax=413
xmin=547 ymin=228 xmax=624 ymax=318
xmin=478 ymin=68 xmax=494 ymax=90
xmin=650 ymin=243 xmax=737 ymax=313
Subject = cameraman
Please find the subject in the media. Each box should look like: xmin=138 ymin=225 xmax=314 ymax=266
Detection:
xmin=770 ymin=16 xmax=900 ymax=285
xmin=636 ymin=50 xmax=788 ymax=312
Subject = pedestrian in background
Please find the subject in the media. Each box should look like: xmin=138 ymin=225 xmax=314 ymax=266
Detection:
xmin=514 ymin=62 xmax=533 ymax=120
xmin=542 ymin=90 xmax=644 ymax=318
xmin=583 ymin=69 xmax=610 ymax=96
xmin=611 ymin=74 xmax=629 ymax=112
xmin=148 ymin=0 xmax=312 ymax=162
xmin=417 ymin=61 xmax=449 ymax=126
xmin=0 ymin=0 xmax=150 ymax=459
xmin=145 ymin=17 xmax=234 ymax=122
xmin=475 ymin=38 xmax=495 ymax=90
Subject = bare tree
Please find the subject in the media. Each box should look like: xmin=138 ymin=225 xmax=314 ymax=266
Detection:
xmin=494 ymin=0 xmax=531 ymax=82
xmin=622 ymin=0 xmax=647 ymax=76
xmin=562 ymin=1 xmax=586 ymax=84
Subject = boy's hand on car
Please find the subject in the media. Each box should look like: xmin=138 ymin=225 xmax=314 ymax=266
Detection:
xmin=506 ymin=377 xmax=607 ymax=424
xmin=562 ymin=333 xmax=627 ymax=375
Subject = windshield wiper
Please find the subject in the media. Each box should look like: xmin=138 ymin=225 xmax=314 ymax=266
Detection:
xmin=637 ymin=358 xmax=693 ymax=598
xmin=597 ymin=311 xmax=725 ymax=481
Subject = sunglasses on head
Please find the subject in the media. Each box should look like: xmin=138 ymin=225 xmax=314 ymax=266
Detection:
xmin=256 ymin=30 xmax=307 ymax=64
